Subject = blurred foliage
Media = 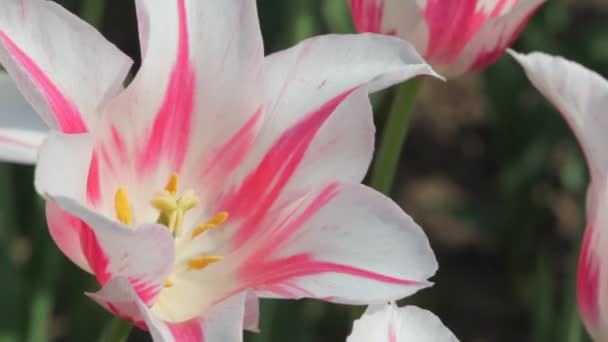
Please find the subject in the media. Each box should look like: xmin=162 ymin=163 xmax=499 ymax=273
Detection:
xmin=0 ymin=0 xmax=605 ymax=341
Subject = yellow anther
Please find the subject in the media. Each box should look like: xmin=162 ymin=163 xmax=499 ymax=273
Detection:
xmin=164 ymin=279 xmax=174 ymax=288
xmin=191 ymin=212 xmax=229 ymax=239
xmin=165 ymin=173 xmax=179 ymax=195
xmin=114 ymin=187 xmax=133 ymax=226
xmin=187 ymin=256 xmax=223 ymax=270
xmin=209 ymin=211 xmax=229 ymax=225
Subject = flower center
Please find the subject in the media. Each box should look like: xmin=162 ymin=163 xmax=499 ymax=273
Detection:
xmin=113 ymin=173 xmax=229 ymax=288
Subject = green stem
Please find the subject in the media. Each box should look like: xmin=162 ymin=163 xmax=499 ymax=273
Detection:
xmin=81 ymin=0 xmax=106 ymax=28
xmin=370 ymin=78 xmax=423 ymax=194
xmin=99 ymin=317 xmax=131 ymax=342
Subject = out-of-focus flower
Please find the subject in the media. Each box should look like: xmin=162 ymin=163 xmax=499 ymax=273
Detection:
xmin=512 ymin=50 xmax=608 ymax=341
xmin=349 ymin=0 xmax=546 ymax=77
xmin=0 ymin=0 xmax=440 ymax=340
xmin=347 ymin=302 xmax=458 ymax=342
xmin=0 ymin=72 xmax=46 ymax=164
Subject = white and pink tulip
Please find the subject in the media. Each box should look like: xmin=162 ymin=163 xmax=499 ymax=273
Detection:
xmin=0 ymin=0 xmax=440 ymax=340
xmin=512 ymin=51 xmax=608 ymax=341
xmin=347 ymin=302 xmax=458 ymax=342
xmin=349 ymin=0 xmax=546 ymax=77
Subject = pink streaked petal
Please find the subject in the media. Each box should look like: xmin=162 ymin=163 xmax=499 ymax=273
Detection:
xmin=45 ymin=200 xmax=91 ymax=273
xmin=221 ymin=88 xmax=358 ymax=247
xmin=453 ymin=0 xmax=545 ymax=75
xmin=90 ymin=277 xmax=254 ymax=342
xmin=102 ymin=0 xmax=264 ymax=182
xmin=347 ymin=303 xmax=459 ymax=342
xmin=348 ymin=0 xmax=387 ymax=33
xmin=234 ymin=183 xmax=437 ymax=304
xmin=421 ymin=0 xmax=520 ymax=66
xmin=136 ymin=0 xmax=195 ymax=174
xmin=0 ymin=31 xmax=85 ymax=133
xmin=0 ymin=71 xmax=46 ymax=164
xmin=0 ymin=0 xmax=132 ymax=131
xmin=510 ymin=51 xmax=608 ymax=181
xmin=512 ymin=51 xmax=608 ymax=340
xmin=50 ymin=196 xmax=174 ymax=306
xmin=577 ymin=224 xmax=600 ymax=333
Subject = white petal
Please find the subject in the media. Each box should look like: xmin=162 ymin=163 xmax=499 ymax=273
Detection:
xmin=347 ymin=303 xmax=458 ymax=342
xmin=101 ymin=0 xmax=264 ymax=179
xmin=232 ymin=183 xmax=437 ymax=304
xmin=0 ymin=0 xmax=132 ymax=132
xmin=53 ymin=195 xmax=174 ymax=305
xmin=451 ymin=0 xmax=545 ymax=76
xmin=0 ymin=71 xmax=46 ymax=164
xmin=511 ymin=50 xmax=608 ymax=342
xmin=215 ymin=34 xmax=439 ymax=219
xmin=89 ymin=277 xmax=254 ymax=342
xmin=510 ymin=50 xmax=608 ymax=181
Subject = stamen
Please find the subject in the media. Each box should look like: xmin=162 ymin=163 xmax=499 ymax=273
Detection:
xmin=164 ymin=279 xmax=174 ymax=288
xmin=114 ymin=187 xmax=133 ymax=226
xmin=150 ymin=190 xmax=178 ymax=212
xmin=191 ymin=211 xmax=229 ymax=239
xmin=165 ymin=173 xmax=179 ymax=195
xmin=187 ymin=256 xmax=223 ymax=270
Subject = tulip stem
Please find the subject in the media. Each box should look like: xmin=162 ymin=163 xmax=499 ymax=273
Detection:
xmin=81 ymin=0 xmax=106 ymax=28
xmin=370 ymin=78 xmax=423 ymax=194
xmin=99 ymin=317 xmax=131 ymax=342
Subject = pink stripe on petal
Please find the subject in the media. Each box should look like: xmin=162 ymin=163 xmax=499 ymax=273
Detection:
xmin=128 ymin=276 xmax=162 ymax=306
xmin=106 ymin=302 xmax=148 ymax=331
xmin=577 ymin=225 xmax=600 ymax=328
xmin=111 ymin=125 xmax=129 ymax=164
xmin=241 ymin=254 xmax=420 ymax=296
xmin=424 ymin=0 xmax=512 ymax=64
xmin=388 ymin=317 xmax=397 ymax=342
xmin=0 ymin=135 xmax=38 ymax=149
xmin=246 ymin=182 xmax=339 ymax=263
xmin=469 ymin=10 xmax=536 ymax=71
xmin=0 ymin=31 xmax=87 ymax=133
xmin=137 ymin=0 xmax=195 ymax=174
xmin=167 ymin=319 xmax=204 ymax=342
xmin=86 ymin=151 xmax=102 ymax=207
xmin=201 ymin=106 xmax=263 ymax=180
xmin=349 ymin=0 xmax=386 ymax=33
xmin=223 ymin=89 xmax=357 ymax=248
xmin=80 ymin=222 xmax=111 ymax=285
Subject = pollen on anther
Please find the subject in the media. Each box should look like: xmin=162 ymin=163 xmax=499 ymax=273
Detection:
xmin=187 ymin=256 xmax=223 ymax=270
xmin=114 ymin=187 xmax=133 ymax=226
xmin=191 ymin=211 xmax=229 ymax=239
xmin=165 ymin=173 xmax=179 ymax=195
xmin=164 ymin=279 xmax=174 ymax=288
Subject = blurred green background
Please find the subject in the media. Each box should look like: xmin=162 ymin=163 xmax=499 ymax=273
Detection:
xmin=0 ymin=0 xmax=606 ymax=341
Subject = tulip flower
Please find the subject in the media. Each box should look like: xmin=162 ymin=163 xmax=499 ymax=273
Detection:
xmin=347 ymin=302 xmax=458 ymax=342
xmin=0 ymin=0 xmax=440 ymax=340
xmin=0 ymin=72 xmax=45 ymax=164
xmin=512 ymin=50 xmax=608 ymax=341
xmin=349 ymin=0 xmax=546 ymax=77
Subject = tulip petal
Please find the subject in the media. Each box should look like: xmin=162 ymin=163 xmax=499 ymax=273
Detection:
xmin=347 ymin=303 xmax=458 ymax=342
xmin=0 ymin=72 xmax=46 ymax=164
xmin=0 ymin=0 xmax=132 ymax=133
xmin=234 ymin=182 xmax=437 ymax=304
xmin=219 ymin=34 xmax=438 ymax=227
xmin=35 ymin=132 xmax=94 ymax=272
xmin=52 ymin=196 xmax=175 ymax=305
xmin=510 ymin=51 xmax=608 ymax=181
xmin=453 ymin=0 xmax=545 ymax=75
xmin=88 ymin=277 xmax=254 ymax=342
xmin=102 ymin=0 xmax=264 ymax=178
xmin=511 ymin=50 xmax=608 ymax=341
